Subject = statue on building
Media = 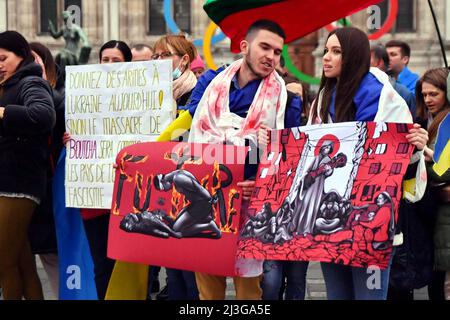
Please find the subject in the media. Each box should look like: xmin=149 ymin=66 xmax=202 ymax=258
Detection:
xmin=49 ymin=10 xmax=91 ymax=88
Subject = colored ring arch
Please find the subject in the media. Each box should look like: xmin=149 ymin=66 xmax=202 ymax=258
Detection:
xmin=203 ymin=22 xmax=219 ymax=70
xmin=163 ymin=0 xmax=226 ymax=47
xmin=284 ymin=0 xmax=398 ymax=84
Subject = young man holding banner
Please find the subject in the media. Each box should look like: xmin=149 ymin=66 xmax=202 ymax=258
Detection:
xmin=176 ymin=20 xmax=302 ymax=299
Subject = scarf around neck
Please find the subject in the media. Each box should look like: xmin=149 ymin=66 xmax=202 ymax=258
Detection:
xmin=188 ymin=59 xmax=287 ymax=146
xmin=173 ymin=69 xmax=197 ymax=102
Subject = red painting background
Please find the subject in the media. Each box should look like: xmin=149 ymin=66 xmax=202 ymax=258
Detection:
xmin=108 ymin=142 xmax=246 ymax=276
xmin=238 ymin=122 xmax=414 ymax=269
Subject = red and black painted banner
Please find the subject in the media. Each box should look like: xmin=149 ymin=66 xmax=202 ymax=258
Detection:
xmin=108 ymin=142 xmax=247 ymax=276
xmin=238 ymin=122 xmax=414 ymax=269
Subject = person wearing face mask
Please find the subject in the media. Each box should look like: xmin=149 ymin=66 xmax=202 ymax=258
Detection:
xmin=152 ymin=35 xmax=198 ymax=117
xmin=150 ymin=34 xmax=200 ymax=301
xmin=0 ymin=31 xmax=55 ymax=300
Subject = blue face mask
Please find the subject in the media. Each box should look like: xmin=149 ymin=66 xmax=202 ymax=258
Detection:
xmin=172 ymin=67 xmax=182 ymax=80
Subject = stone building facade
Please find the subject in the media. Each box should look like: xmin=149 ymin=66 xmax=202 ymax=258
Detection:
xmin=0 ymin=0 xmax=448 ymax=83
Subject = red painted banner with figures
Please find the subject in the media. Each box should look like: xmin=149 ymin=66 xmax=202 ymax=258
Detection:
xmin=107 ymin=142 xmax=247 ymax=276
xmin=238 ymin=122 xmax=414 ymax=269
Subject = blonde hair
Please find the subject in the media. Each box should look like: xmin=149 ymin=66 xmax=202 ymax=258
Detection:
xmin=153 ymin=34 xmax=197 ymax=66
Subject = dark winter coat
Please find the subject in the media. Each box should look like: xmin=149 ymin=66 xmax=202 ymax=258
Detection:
xmin=389 ymin=188 xmax=437 ymax=289
xmin=29 ymin=88 xmax=65 ymax=254
xmin=0 ymin=62 xmax=55 ymax=200
xmin=389 ymin=118 xmax=437 ymax=290
xmin=429 ymin=167 xmax=450 ymax=271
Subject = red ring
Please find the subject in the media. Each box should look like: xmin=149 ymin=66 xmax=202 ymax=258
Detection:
xmin=368 ymin=0 xmax=398 ymax=40
xmin=323 ymin=0 xmax=398 ymax=40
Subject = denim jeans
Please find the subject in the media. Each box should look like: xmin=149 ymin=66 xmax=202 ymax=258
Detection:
xmin=166 ymin=268 xmax=199 ymax=300
xmin=321 ymin=262 xmax=391 ymax=300
xmin=261 ymin=260 xmax=308 ymax=300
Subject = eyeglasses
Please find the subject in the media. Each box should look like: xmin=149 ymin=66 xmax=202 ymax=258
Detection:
xmin=151 ymin=51 xmax=178 ymax=60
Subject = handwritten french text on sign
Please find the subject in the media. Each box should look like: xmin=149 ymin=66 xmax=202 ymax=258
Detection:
xmin=65 ymin=61 xmax=173 ymax=208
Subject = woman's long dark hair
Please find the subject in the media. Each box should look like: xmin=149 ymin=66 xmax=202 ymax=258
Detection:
xmin=415 ymin=67 xmax=450 ymax=144
xmin=0 ymin=30 xmax=35 ymax=70
xmin=99 ymin=40 xmax=132 ymax=62
xmin=311 ymin=27 xmax=371 ymax=123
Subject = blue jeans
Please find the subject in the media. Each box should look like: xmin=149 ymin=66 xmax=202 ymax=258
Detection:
xmin=321 ymin=262 xmax=391 ymax=300
xmin=262 ymin=260 xmax=308 ymax=300
xmin=166 ymin=268 xmax=199 ymax=300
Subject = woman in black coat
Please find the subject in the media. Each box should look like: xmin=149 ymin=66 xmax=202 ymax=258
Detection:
xmin=0 ymin=31 xmax=55 ymax=299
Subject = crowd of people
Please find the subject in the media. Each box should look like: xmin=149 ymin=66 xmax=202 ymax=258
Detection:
xmin=0 ymin=19 xmax=448 ymax=301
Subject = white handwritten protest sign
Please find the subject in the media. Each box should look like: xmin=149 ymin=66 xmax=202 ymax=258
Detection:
xmin=65 ymin=60 xmax=173 ymax=208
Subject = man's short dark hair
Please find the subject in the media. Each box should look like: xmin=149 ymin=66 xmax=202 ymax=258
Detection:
xmin=371 ymin=44 xmax=389 ymax=69
xmin=246 ymin=20 xmax=286 ymax=40
xmin=385 ymin=40 xmax=411 ymax=57
xmin=131 ymin=43 xmax=152 ymax=51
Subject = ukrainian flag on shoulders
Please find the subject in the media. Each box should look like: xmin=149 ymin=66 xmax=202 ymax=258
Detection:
xmin=433 ymin=113 xmax=450 ymax=176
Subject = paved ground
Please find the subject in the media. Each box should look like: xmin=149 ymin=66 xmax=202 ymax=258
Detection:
xmin=34 ymin=257 xmax=429 ymax=300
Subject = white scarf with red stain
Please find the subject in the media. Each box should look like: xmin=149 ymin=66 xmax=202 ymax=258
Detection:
xmin=188 ymin=59 xmax=287 ymax=146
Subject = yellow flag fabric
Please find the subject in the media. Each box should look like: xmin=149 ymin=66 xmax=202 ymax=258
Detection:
xmin=156 ymin=110 xmax=193 ymax=142
xmin=105 ymin=261 xmax=149 ymax=300
xmin=402 ymin=178 xmax=416 ymax=199
xmin=433 ymin=139 xmax=450 ymax=176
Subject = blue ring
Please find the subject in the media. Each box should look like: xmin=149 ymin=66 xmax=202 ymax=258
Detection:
xmin=163 ymin=0 xmax=226 ymax=47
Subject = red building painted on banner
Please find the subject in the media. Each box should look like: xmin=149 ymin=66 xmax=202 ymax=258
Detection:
xmin=238 ymin=122 xmax=414 ymax=269
xmin=249 ymin=129 xmax=307 ymax=216
xmin=350 ymin=123 xmax=413 ymax=210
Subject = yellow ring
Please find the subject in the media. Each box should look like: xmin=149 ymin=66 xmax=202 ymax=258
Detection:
xmin=203 ymin=22 xmax=218 ymax=70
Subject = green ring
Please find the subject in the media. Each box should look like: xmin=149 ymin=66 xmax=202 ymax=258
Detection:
xmin=281 ymin=18 xmax=351 ymax=85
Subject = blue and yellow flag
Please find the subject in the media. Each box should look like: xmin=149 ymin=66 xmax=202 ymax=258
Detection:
xmin=53 ymin=148 xmax=98 ymax=299
xmin=105 ymin=261 xmax=149 ymax=300
xmin=433 ymin=113 xmax=450 ymax=176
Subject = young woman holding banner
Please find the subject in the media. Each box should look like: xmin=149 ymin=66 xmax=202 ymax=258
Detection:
xmin=308 ymin=27 xmax=428 ymax=300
